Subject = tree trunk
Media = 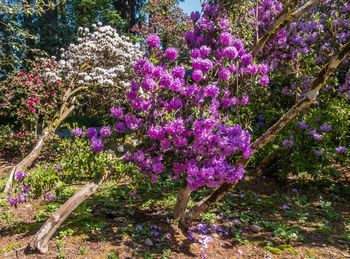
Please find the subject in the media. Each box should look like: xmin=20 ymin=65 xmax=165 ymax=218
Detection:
xmin=3 ymin=105 xmax=75 ymax=195
xmin=179 ymin=41 xmax=350 ymax=229
xmin=180 ymin=183 xmax=236 ymax=228
xmin=26 ymin=162 xmax=115 ymax=254
xmin=173 ymin=182 xmax=192 ymax=220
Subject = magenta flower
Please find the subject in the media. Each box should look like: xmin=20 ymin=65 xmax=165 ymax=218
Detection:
xmin=72 ymin=127 xmax=83 ymax=137
xmin=90 ymin=137 xmax=104 ymax=153
xmin=165 ymin=47 xmax=178 ymax=61
xmin=111 ymin=107 xmax=123 ymax=119
xmin=218 ymin=68 xmax=231 ymax=80
xmin=146 ymin=34 xmax=160 ymax=49
xmin=260 ymin=75 xmax=270 ymax=86
xmin=100 ymin=126 xmax=111 ymax=138
xmin=192 ymin=69 xmax=203 ymax=82
xmin=115 ymin=122 xmax=126 ymax=133
xmin=220 ymin=31 xmax=232 ymax=45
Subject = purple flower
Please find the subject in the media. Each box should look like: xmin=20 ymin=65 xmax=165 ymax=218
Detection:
xmin=190 ymin=48 xmax=201 ymax=58
xmin=336 ymin=146 xmax=346 ymax=153
xmin=260 ymin=75 xmax=269 ymax=86
xmin=241 ymin=54 xmax=253 ymax=65
xmin=315 ymin=149 xmax=324 ymax=156
xmin=218 ymin=18 xmax=229 ymax=28
xmin=173 ymin=136 xmax=187 ymax=147
xmin=46 ymin=193 xmax=56 ymax=200
xmin=100 ymin=126 xmax=111 ymax=138
xmin=165 ymin=47 xmax=178 ymax=61
xmin=136 ymin=225 xmax=143 ymax=230
xmin=223 ymin=46 xmax=238 ymax=59
xmin=160 ymin=139 xmax=171 ymax=149
xmin=115 ymin=122 xmax=126 ymax=133
xmin=72 ymin=127 xmax=83 ymax=137
xmin=130 ymin=188 xmax=137 ymax=196
xmin=171 ymin=66 xmax=186 ymax=79
xmin=141 ymin=77 xmax=156 ymax=91
xmin=111 ymin=107 xmax=123 ymax=119
xmin=313 ymin=134 xmax=323 ymax=141
xmin=220 ymin=32 xmax=232 ymax=45
xmin=192 ymin=69 xmax=203 ymax=82
xmin=146 ymin=34 xmax=160 ymax=49
xmin=16 ymin=171 xmax=27 ymax=181
xmin=86 ymin=127 xmax=98 ymax=139
xmin=90 ymin=137 xmax=104 ymax=153
xmin=298 ymin=120 xmax=309 ymax=129
xmin=319 ymin=123 xmax=332 ymax=132
xmin=199 ymin=45 xmax=211 ymax=57
xmin=190 ymin=11 xmax=200 ymax=21
xmin=232 ymin=39 xmax=244 ymax=51
xmin=292 ymin=188 xmax=298 ymax=193
xmin=282 ymin=204 xmax=290 ymax=210
xmin=218 ymin=68 xmax=231 ymax=80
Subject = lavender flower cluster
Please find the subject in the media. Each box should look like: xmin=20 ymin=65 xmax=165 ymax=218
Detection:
xmin=72 ymin=126 xmax=111 ymax=153
xmin=7 ymin=171 xmax=31 ymax=206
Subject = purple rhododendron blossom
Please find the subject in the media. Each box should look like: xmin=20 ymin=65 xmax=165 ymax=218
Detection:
xmin=146 ymin=34 xmax=160 ymax=48
xmin=90 ymin=137 xmax=104 ymax=153
xmin=72 ymin=127 xmax=83 ymax=137
xmin=165 ymin=47 xmax=178 ymax=61
xmin=100 ymin=126 xmax=111 ymax=138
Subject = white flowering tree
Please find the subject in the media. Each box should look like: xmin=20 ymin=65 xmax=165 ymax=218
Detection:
xmin=4 ymin=23 xmax=142 ymax=194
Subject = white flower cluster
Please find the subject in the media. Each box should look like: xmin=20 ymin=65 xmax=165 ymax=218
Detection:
xmin=52 ymin=23 xmax=142 ymax=88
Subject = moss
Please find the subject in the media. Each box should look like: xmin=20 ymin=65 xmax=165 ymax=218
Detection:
xmin=279 ymin=244 xmax=298 ymax=255
xmin=265 ymin=246 xmax=281 ymax=255
xmin=1 ymin=242 xmax=19 ymax=254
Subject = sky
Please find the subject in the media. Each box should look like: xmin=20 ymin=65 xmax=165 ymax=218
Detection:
xmin=178 ymin=0 xmax=202 ymax=15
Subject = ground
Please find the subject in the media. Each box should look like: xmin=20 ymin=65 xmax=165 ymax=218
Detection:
xmin=1 ymin=157 xmax=350 ymax=259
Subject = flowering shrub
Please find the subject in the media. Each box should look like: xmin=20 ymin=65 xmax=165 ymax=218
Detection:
xmin=245 ymin=0 xmax=350 ymax=180
xmin=90 ymin=3 xmax=273 ymax=191
xmin=0 ymin=59 xmax=63 ymax=155
xmin=51 ymin=23 xmax=142 ymax=89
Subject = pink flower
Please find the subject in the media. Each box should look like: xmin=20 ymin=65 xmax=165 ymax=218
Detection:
xmin=130 ymin=188 xmax=137 ymax=196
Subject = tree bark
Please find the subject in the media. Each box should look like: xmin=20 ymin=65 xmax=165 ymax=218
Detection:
xmin=26 ymin=160 xmax=115 ymax=254
xmin=179 ymin=41 xmax=350 ymax=229
xmin=173 ymin=181 xmax=192 ymax=220
xmin=3 ymin=105 xmax=75 ymax=195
